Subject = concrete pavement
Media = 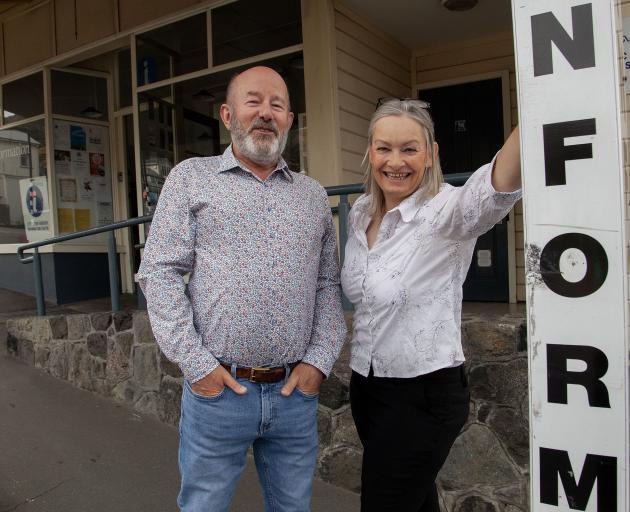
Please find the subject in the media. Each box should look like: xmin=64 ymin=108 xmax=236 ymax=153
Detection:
xmin=0 ymin=353 xmax=360 ymax=512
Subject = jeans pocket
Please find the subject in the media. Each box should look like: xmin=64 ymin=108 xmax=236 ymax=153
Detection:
xmin=185 ymin=380 xmax=226 ymax=401
xmin=294 ymin=387 xmax=319 ymax=400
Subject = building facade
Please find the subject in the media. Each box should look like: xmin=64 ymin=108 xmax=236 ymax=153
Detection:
xmin=0 ymin=0 xmax=626 ymax=306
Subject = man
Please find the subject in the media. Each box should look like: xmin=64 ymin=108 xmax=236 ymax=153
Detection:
xmin=137 ymin=66 xmax=347 ymax=512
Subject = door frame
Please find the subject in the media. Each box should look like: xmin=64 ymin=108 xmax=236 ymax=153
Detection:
xmin=414 ymin=70 xmax=517 ymax=303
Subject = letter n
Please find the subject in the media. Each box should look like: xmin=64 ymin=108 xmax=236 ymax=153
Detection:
xmin=531 ymin=4 xmax=595 ymax=76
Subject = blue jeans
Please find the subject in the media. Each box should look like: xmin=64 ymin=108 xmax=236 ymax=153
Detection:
xmin=177 ymin=366 xmax=319 ymax=512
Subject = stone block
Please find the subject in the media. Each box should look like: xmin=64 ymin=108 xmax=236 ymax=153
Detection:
xmin=34 ymin=345 xmax=50 ymax=369
xmin=331 ymin=343 xmax=352 ymax=386
xmin=455 ymin=495 xmax=499 ymax=512
xmin=317 ymin=408 xmax=333 ymax=447
xmin=439 ymin=424 xmax=520 ymax=491
xmin=87 ymin=333 xmax=108 ymax=359
xmin=319 ymin=373 xmax=349 ymax=410
xmin=158 ymin=377 xmax=182 ymax=426
xmin=318 ymin=447 xmax=362 ymax=493
xmin=0 ymin=321 xmax=7 ymax=355
xmin=107 ymin=342 xmax=130 ymax=385
xmin=462 ymin=319 xmax=524 ymax=359
xmin=49 ymin=316 xmax=68 ymax=340
xmin=331 ymin=407 xmax=361 ymax=451
xmin=494 ymin=482 xmax=529 ymax=511
xmin=133 ymin=344 xmax=160 ymax=391
xmin=487 ymin=407 xmax=529 ymax=468
xmin=67 ymin=315 xmax=91 ymax=340
xmin=159 ymin=351 xmax=182 ymax=378
xmin=469 ymin=358 xmax=528 ymax=415
xmin=113 ymin=311 xmax=133 ymax=332
xmin=31 ymin=317 xmax=52 ymax=345
xmin=115 ymin=332 xmax=134 ymax=357
xmin=6 ymin=333 xmax=17 ymax=355
xmin=7 ymin=317 xmax=33 ymax=339
xmin=92 ymin=357 xmax=107 ymax=380
xmin=91 ymin=312 xmax=111 ymax=331
xmin=111 ymin=379 xmax=135 ymax=403
xmin=68 ymin=344 xmax=93 ymax=391
xmin=48 ymin=342 xmax=69 ymax=380
xmin=133 ymin=312 xmax=155 ymax=344
xmin=17 ymin=338 xmax=34 ymax=365
xmin=135 ymin=391 xmax=159 ymax=417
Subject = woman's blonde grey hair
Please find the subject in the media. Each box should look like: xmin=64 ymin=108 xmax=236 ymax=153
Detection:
xmin=363 ymin=98 xmax=443 ymax=216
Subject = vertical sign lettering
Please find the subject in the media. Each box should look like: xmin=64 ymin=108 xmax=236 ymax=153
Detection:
xmin=512 ymin=1 xmax=628 ymax=510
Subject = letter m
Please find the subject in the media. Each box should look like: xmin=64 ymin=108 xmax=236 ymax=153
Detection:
xmin=540 ymin=448 xmax=616 ymax=510
xmin=531 ymin=3 xmax=595 ymax=76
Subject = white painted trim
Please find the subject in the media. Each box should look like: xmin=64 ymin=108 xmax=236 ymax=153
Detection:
xmin=130 ymin=33 xmax=145 ymax=250
xmin=50 ymin=114 xmax=110 ymax=127
xmin=0 ymin=0 xmax=229 ymax=85
xmin=1 ymin=114 xmax=46 ymax=131
xmin=43 ymin=67 xmax=58 ymax=237
xmin=135 ymin=43 xmax=304 ymax=94
xmin=415 ymin=70 xmax=518 ymax=303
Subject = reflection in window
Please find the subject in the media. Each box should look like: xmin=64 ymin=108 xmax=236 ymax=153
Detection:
xmin=2 ymin=73 xmax=44 ymax=124
xmin=138 ymin=87 xmax=174 ymax=215
xmin=212 ymin=0 xmax=301 ymax=66
xmin=136 ymin=13 xmax=208 ymax=86
xmin=51 ymin=71 xmax=109 ymax=121
xmin=137 ymin=51 xmax=307 ymax=211
xmin=118 ymin=49 xmax=132 ymax=109
xmin=0 ymin=120 xmax=47 ymax=243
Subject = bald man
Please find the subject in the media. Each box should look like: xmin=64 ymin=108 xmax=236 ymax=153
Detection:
xmin=138 ymin=66 xmax=347 ymax=511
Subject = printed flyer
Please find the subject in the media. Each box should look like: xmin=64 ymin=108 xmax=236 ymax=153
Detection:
xmin=53 ymin=120 xmax=112 ymax=234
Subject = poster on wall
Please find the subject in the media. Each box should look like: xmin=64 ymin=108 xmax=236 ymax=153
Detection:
xmin=19 ymin=176 xmax=52 ymax=242
xmin=53 ymin=120 xmax=113 ymax=233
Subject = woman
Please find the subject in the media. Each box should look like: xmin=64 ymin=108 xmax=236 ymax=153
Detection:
xmin=340 ymin=98 xmax=521 ymax=511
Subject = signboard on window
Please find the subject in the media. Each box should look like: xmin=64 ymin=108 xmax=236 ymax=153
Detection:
xmin=19 ymin=176 xmax=52 ymax=242
xmin=513 ymin=1 xmax=628 ymax=510
xmin=53 ymin=120 xmax=113 ymax=233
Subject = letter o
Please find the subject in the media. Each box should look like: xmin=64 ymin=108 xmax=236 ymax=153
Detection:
xmin=540 ymin=233 xmax=608 ymax=297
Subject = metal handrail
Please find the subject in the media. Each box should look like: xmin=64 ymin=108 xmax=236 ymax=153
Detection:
xmin=16 ymin=185 xmax=365 ymax=316
xmin=16 ymin=174 xmax=470 ymax=316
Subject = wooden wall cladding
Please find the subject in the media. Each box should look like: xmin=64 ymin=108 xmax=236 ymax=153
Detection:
xmin=3 ymin=2 xmax=53 ymax=74
xmin=55 ymin=0 xmax=117 ymax=54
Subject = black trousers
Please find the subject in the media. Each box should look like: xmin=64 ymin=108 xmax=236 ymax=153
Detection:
xmin=350 ymin=365 xmax=470 ymax=512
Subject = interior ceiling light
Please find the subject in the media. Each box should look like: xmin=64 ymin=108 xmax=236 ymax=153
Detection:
xmin=192 ymin=89 xmax=216 ymax=102
xmin=442 ymin=0 xmax=478 ymax=11
xmin=80 ymin=106 xmax=104 ymax=119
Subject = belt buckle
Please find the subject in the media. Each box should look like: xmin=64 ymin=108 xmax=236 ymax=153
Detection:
xmin=249 ymin=367 xmax=271 ymax=382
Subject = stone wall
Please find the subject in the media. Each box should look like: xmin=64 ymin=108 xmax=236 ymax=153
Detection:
xmin=5 ymin=309 xmax=529 ymax=512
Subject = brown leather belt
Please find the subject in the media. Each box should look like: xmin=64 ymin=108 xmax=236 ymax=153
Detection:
xmin=220 ymin=362 xmax=300 ymax=383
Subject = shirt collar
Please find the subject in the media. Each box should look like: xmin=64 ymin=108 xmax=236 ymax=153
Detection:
xmin=354 ymin=186 xmax=429 ymax=225
xmin=389 ymin=187 xmax=429 ymax=223
xmin=217 ymin=144 xmax=293 ymax=182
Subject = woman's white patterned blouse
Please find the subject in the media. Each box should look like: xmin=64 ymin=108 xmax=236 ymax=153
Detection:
xmin=341 ymin=157 xmax=522 ymax=378
xmin=137 ymin=146 xmax=347 ymax=383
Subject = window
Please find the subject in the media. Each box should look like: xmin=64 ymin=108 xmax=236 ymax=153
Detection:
xmin=2 ymin=73 xmax=44 ymax=124
xmin=136 ymin=13 xmax=208 ymax=86
xmin=212 ymin=0 xmax=301 ymax=66
xmin=0 ymin=120 xmax=47 ymax=243
xmin=137 ymin=51 xmax=307 ymax=211
xmin=51 ymin=71 xmax=109 ymax=121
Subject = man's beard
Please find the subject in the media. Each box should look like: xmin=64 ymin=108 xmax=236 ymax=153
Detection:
xmin=231 ymin=116 xmax=289 ymax=168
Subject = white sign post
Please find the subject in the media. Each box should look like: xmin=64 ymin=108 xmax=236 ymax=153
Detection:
xmin=513 ymin=1 xmax=628 ymax=510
